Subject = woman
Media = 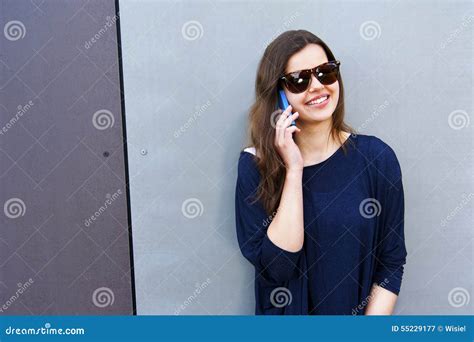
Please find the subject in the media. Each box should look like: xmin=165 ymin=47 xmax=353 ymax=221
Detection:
xmin=235 ymin=30 xmax=407 ymax=315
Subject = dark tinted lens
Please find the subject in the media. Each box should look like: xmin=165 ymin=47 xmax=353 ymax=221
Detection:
xmin=285 ymin=70 xmax=311 ymax=93
xmin=316 ymin=63 xmax=339 ymax=85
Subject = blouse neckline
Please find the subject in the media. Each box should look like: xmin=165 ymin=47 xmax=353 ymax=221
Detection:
xmin=303 ymin=133 xmax=355 ymax=170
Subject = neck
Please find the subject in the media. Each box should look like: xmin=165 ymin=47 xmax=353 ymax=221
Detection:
xmin=294 ymin=118 xmax=343 ymax=164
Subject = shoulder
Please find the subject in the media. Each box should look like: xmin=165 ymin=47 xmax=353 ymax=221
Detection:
xmin=361 ymin=134 xmax=402 ymax=183
xmin=355 ymin=134 xmax=399 ymax=164
xmin=243 ymin=146 xmax=256 ymax=155
xmin=237 ymin=147 xmax=261 ymax=188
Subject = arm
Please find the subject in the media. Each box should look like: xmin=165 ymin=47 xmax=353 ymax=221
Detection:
xmin=266 ymin=168 xmax=304 ymax=252
xmin=368 ymin=141 xmax=408 ymax=314
xmin=235 ymin=108 xmax=304 ymax=283
xmin=235 ymin=153 xmax=304 ymax=283
xmin=364 ymin=283 xmax=398 ymax=315
xmin=267 ymin=107 xmax=305 ymax=253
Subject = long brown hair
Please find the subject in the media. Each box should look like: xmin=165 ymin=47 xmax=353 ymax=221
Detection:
xmin=245 ymin=30 xmax=355 ymax=215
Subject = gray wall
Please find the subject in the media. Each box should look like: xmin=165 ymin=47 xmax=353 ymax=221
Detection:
xmin=120 ymin=0 xmax=473 ymax=315
xmin=0 ymin=0 xmax=134 ymax=314
xmin=1 ymin=0 xmax=472 ymax=316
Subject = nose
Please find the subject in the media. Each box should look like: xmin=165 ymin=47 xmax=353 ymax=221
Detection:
xmin=308 ymin=73 xmax=324 ymax=92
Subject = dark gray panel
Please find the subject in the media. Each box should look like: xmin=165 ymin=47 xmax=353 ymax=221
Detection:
xmin=0 ymin=0 xmax=134 ymax=314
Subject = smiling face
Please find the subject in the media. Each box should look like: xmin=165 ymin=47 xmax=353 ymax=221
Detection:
xmin=283 ymin=44 xmax=340 ymax=124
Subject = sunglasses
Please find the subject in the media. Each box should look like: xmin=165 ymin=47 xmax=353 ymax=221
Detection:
xmin=279 ymin=60 xmax=341 ymax=94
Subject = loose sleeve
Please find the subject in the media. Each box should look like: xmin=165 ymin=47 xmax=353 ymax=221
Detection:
xmin=372 ymin=144 xmax=408 ymax=295
xmin=235 ymin=151 xmax=302 ymax=283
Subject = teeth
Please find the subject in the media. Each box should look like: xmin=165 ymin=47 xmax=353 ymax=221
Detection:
xmin=308 ymin=95 xmax=328 ymax=105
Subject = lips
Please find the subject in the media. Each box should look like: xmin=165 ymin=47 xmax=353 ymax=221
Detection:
xmin=306 ymin=94 xmax=330 ymax=105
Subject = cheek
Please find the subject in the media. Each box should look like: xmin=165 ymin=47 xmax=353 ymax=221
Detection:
xmin=285 ymin=91 xmax=306 ymax=111
xmin=330 ymin=83 xmax=340 ymax=102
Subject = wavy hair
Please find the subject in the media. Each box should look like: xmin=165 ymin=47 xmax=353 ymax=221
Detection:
xmin=245 ymin=30 xmax=355 ymax=215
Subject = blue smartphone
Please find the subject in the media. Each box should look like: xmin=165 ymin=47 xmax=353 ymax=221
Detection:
xmin=278 ymin=89 xmax=296 ymax=126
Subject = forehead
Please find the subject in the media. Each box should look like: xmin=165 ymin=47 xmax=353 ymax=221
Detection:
xmin=285 ymin=44 xmax=329 ymax=73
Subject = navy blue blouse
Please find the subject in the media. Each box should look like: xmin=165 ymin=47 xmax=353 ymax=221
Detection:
xmin=235 ymin=133 xmax=407 ymax=315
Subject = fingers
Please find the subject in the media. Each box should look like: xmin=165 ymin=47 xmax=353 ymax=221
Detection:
xmin=275 ymin=113 xmax=301 ymax=147
xmin=283 ymin=125 xmax=301 ymax=141
xmin=283 ymin=111 xmax=299 ymax=128
xmin=282 ymin=104 xmax=293 ymax=117
xmin=275 ymin=105 xmax=292 ymax=128
xmin=275 ymin=106 xmax=290 ymax=145
xmin=276 ymin=110 xmax=299 ymax=132
xmin=275 ymin=109 xmax=301 ymax=148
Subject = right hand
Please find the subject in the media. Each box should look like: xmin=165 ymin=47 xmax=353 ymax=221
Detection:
xmin=274 ymin=105 xmax=304 ymax=171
